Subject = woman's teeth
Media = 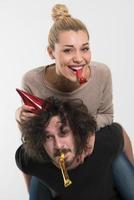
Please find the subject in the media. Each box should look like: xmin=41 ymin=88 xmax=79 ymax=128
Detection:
xmin=69 ymin=66 xmax=83 ymax=72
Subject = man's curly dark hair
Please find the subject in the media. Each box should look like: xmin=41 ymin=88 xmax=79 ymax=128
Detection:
xmin=21 ymin=97 xmax=97 ymax=162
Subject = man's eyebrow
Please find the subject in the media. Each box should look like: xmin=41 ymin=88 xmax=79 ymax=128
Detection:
xmin=44 ymin=130 xmax=50 ymax=135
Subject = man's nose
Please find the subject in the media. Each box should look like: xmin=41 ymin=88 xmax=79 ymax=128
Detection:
xmin=54 ymin=137 xmax=64 ymax=150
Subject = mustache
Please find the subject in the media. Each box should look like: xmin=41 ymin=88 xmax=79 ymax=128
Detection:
xmin=54 ymin=148 xmax=71 ymax=157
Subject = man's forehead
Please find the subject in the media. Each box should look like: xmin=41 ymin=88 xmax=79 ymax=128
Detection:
xmin=46 ymin=116 xmax=62 ymax=129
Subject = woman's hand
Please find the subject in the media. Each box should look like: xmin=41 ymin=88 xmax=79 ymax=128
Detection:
xmin=15 ymin=104 xmax=37 ymax=124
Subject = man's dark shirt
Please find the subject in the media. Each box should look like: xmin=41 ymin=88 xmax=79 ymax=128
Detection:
xmin=15 ymin=123 xmax=123 ymax=199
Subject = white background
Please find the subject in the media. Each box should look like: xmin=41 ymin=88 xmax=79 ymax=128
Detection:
xmin=0 ymin=0 xmax=134 ymax=199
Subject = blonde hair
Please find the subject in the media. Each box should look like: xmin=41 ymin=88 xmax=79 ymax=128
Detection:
xmin=48 ymin=4 xmax=89 ymax=49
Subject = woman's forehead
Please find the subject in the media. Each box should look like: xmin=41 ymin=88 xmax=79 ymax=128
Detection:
xmin=57 ymin=30 xmax=89 ymax=44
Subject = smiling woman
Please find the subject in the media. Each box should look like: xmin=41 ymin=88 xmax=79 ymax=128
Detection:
xmin=15 ymin=3 xmax=134 ymax=200
xmin=46 ymin=30 xmax=91 ymax=89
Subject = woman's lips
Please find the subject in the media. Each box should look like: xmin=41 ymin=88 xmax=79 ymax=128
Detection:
xmin=76 ymin=69 xmax=87 ymax=84
xmin=68 ymin=65 xmax=84 ymax=72
xmin=68 ymin=65 xmax=87 ymax=84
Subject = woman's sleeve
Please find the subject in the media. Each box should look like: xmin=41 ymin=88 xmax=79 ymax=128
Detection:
xmin=96 ymin=66 xmax=113 ymax=129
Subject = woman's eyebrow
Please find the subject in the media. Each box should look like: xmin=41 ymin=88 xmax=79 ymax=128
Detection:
xmin=63 ymin=45 xmax=73 ymax=47
xmin=63 ymin=42 xmax=89 ymax=47
xmin=82 ymin=42 xmax=89 ymax=46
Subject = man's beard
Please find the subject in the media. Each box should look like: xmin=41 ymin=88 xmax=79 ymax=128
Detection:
xmin=64 ymin=158 xmax=75 ymax=168
xmin=53 ymin=148 xmax=76 ymax=168
xmin=53 ymin=148 xmax=71 ymax=157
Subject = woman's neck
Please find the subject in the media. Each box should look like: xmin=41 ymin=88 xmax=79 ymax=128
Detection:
xmin=45 ymin=64 xmax=90 ymax=92
xmin=45 ymin=65 xmax=80 ymax=92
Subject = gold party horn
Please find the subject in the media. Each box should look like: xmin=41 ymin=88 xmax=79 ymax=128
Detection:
xmin=59 ymin=152 xmax=72 ymax=187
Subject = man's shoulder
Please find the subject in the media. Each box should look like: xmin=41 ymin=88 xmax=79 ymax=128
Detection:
xmin=15 ymin=145 xmax=51 ymax=174
xmin=97 ymin=123 xmax=123 ymax=142
xmin=95 ymin=123 xmax=124 ymax=156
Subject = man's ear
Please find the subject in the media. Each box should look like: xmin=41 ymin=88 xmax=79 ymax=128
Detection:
xmin=47 ymin=46 xmax=55 ymax=59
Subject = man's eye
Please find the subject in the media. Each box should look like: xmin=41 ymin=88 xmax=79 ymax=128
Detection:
xmin=61 ymin=128 xmax=71 ymax=136
xmin=46 ymin=135 xmax=53 ymax=141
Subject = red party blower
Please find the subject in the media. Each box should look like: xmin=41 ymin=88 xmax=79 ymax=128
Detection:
xmin=16 ymin=88 xmax=46 ymax=114
xmin=76 ymin=69 xmax=87 ymax=84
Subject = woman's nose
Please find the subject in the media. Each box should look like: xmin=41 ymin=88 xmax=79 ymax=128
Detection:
xmin=73 ymin=51 xmax=82 ymax=63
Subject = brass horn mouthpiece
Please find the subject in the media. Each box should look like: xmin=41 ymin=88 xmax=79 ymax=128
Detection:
xmin=59 ymin=153 xmax=72 ymax=187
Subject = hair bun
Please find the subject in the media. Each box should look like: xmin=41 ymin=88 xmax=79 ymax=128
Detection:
xmin=52 ymin=4 xmax=71 ymax=22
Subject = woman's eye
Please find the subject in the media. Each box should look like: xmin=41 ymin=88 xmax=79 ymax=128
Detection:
xmin=81 ymin=47 xmax=89 ymax=52
xmin=63 ymin=49 xmax=72 ymax=53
